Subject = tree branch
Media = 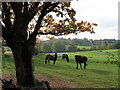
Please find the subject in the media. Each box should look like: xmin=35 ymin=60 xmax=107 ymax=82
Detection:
xmin=2 ymin=2 xmax=12 ymax=28
xmin=10 ymin=2 xmax=22 ymax=16
xmin=33 ymin=2 xmax=60 ymax=35
xmin=52 ymin=10 xmax=70 ymax=22
xmin=37 ymin=32 xmax=63 ymax=36
xmin=27 ymin=2 xmax=59 ymax=44
xmin=46 ymin=2 xmax=60 ymax=14
xmin=23 ymin=2 xmax=28 ymax=14
xmin=25 ymin=2 xmax=40 ymax=23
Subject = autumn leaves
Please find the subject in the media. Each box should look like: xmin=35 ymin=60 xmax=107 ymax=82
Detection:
xmin=36 ymin=15 xmax=97 ymax=40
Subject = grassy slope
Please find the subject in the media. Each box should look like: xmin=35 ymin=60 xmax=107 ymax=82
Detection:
xmin=2 ymin=49 xmax=119 ymax=88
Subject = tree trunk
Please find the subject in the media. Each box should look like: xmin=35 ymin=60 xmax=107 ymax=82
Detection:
xmin=22 ymin=43 xmax=35 ymax=87
xmin=11 ymin=45 xmax=24 ymax=86
xmin=2 ymin=6 xmax=41 ymax=87
xmin=11 ymin=40 xmax=35 ymax=87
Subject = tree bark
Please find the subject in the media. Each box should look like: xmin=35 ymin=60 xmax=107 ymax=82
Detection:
xmin=11 ymin=45 xmax=24 ymax=86
xmin=11 ymin=41 xmax=35 ymax=87
xmin=22 ymin=43 xmax=35 ymax=87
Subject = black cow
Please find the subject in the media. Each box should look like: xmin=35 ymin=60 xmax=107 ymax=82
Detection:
xmin=45 ymin=53 xmax=57 ymax=64
xmin=62 ymin=54 xmax=69 ymax=62
xmin=75 ymin=55 xmax=87 ymax=69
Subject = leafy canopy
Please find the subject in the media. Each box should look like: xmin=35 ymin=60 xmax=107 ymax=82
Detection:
xmin=1 ymin=2 xmax=97 ymax=41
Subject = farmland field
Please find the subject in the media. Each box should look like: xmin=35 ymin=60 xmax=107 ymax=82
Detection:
xmin=2 ymin=49 xmax=119 ymax=88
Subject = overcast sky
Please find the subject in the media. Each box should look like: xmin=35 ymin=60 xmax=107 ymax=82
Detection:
xmin=58 ymin=0 xmax=119 ymax=40
xmin=2 ymin=0 xmax=118 ymax=40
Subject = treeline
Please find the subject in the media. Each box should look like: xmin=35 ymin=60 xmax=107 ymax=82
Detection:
xmin=35 ymin=38 xmax=120 ymax=53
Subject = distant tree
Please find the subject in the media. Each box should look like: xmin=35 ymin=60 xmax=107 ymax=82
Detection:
xmin=67 ymin=43 xmax=77 ymax=51
xmin=90 ymin=46 xmax=97 ymax=50
xmin=99 ymin=41 xmax=107 ymax=49
xmin=112 ymin=42 xmax=120 ymax=49
xmin=106 ymin=43 xmax=114 ymax=49
xmin=52 ymin=40 xmax=66 ymax=52
xmin=43 ymin=43 xmax=52 ymax=52
xmin=77 ymin=48 xmax=80 ymax=51
xmin=35 ymin=43 xmax=43 ymax=52
xmin=82 ymin=38 xmax=92 ymax=46
xmin=73 ymin=38 xmax=79 ymax=45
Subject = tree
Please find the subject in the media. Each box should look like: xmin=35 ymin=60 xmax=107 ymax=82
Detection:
xmin=35 ymin=43 xmax=43 ymax=52
xmin=52 ymin=40 xmax=66 ymax=52
xmin=99 ymin=41 xmax=107 ymax=50
xmin=67 ymin=42 xmax=77 ymax=51
xmin=43 ymin=42 xmax=52 ymax=52
xmin=1 ymin=1 xmax=97 ymax=87
xmin=90 ymin=45 xmax=97 ymax=50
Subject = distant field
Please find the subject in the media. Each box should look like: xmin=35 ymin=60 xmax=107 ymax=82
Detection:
xmin=2 ymin=49 xmax=119 ymax=88
xmin=66 ymin=45 xmax=92 ymax=50
xmin=77 ymin=45 xmax=92 ymax=49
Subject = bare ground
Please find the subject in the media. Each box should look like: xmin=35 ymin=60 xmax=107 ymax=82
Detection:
xmin=2 ymin=75 xmax=75 ymax=88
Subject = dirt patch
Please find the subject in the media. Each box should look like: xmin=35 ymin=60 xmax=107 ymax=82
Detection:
xmin=2 ymin=75 xmax=75 ymax=88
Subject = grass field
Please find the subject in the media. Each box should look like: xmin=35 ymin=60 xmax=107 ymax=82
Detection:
xmin=2 ymin=49 xmax=119 ymax=88
xmin=77 ymin=45 xmax=92 ymax=49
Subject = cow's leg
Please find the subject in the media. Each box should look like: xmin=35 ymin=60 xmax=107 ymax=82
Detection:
xmin=54 ymin=60 xmax=56 ymax=64
xmin=66 ymin=58 xmax=67 ymax=62
xmin=84 ymin=63 xmax=86 ymax=69
xmin=66 ymin=58 xmax=69 ymax=62
xmin=84 ymin=62 xmax=87 ymax=69
xmin=48 ymin=60 xmax=50 ymax=63
xmin=80 ymin=63 xmax=82 ymax=69
xmin=45 ymin=59 xmax=47 ymax=64
xmin=76 ymin=62 xmax=78 ymax=69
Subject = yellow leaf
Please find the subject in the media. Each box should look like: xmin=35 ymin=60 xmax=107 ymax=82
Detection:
xmin=38 ymin=30 xmax=43 ymax=33
xmin=36 ymin=37 xmax=39 ymax=39
xmin=38 ymin=34 xmax=40 ymax=37
xmin=77 ymin=23 xmax=82 ymax=26
xmin=91 ymin=31 xmax=95 ymax=34
xmin=84 ymin=21 xmax=87 ymax=25
xmin=92 ymin=23 xmax=98 ymax=26
xmin=81 ymin=30 xmax=85 ymax=32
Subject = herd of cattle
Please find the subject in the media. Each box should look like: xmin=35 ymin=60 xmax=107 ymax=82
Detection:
xmin=45 ymin=53 xmax=88 ymax=69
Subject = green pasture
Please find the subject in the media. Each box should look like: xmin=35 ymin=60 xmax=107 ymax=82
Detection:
xmin=66 ymin=45 xmax=92 ymax=50
xmin=2 ymin=49 xmax=119 ymax=88
xmin=77 ymin=45 xmax=92 ymax=49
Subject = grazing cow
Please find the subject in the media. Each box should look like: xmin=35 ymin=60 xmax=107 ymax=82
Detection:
xmin=45 ymin=53 xmax=57 ymax=64
xmin=75 ymin=55 xmax=87 ymax=69
xmin=62 ymin=54 xmax=69 ymax=62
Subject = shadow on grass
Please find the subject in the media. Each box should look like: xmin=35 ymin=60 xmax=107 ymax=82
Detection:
xmin=89 ymin=69 xmax=111 ymax=75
